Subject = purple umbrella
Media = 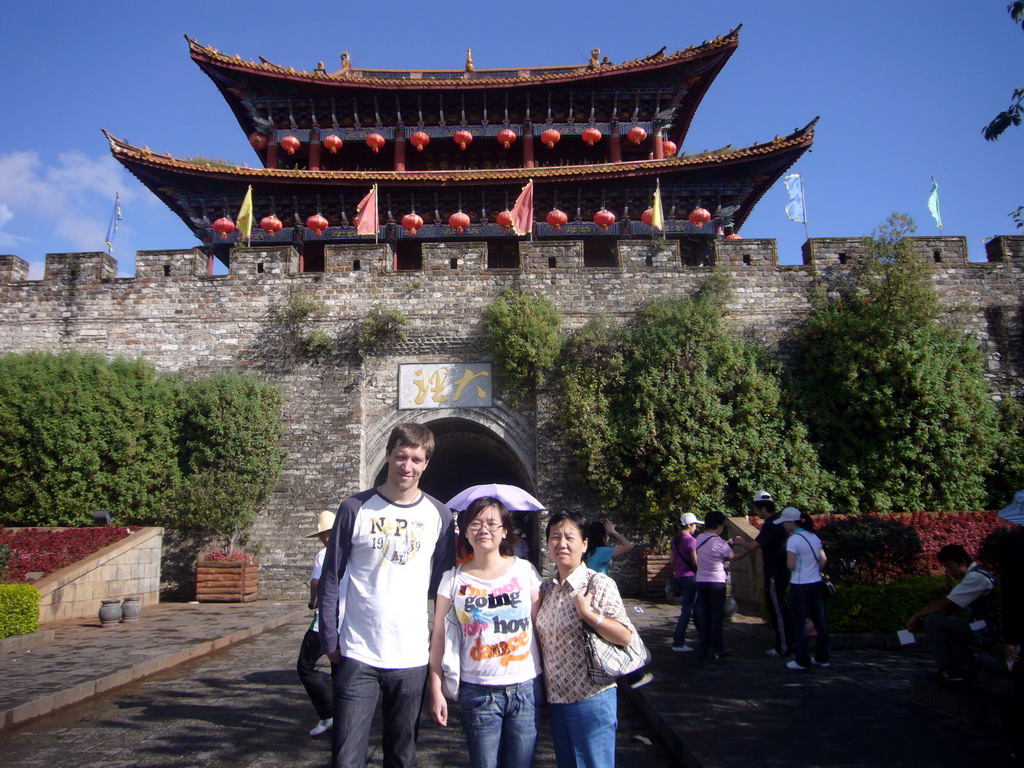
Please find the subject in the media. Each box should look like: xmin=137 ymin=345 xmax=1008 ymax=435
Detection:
xmin=447 ymin=483 xmax=546 ymax=512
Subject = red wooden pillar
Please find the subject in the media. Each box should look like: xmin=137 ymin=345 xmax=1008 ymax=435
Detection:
xmin=522 ymin=127 xmax=535 ymax=169
xmin=609 ymin=126 xmax=622 ymax=163
xmin=267 ymin=140 xmax=279 ymax=169
xmin=653 ymin=131 xmax=664 ymax=160
xmin=394 ymin=130 xmax=406 ymax=172
xmin=308 ymin=131 xmax=322 ymax=171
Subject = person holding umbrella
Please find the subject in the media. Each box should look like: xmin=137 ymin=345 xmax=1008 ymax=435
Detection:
xmin=428 ymin=495 xmax=543 ymax=768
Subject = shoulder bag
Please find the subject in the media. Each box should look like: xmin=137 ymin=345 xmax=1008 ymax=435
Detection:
xmin=440 ymin=566 xmax=462 ymax=701
xmin=583 ymin=574 xmax=652 ymax=684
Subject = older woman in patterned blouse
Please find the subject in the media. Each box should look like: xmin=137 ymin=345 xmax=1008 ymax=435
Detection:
xmin=536 ymin=511 xmax=636 ymax=768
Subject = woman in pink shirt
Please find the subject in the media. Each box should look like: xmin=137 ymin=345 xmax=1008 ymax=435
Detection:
xmin=694 ymin=510 xmax=749 ymax=660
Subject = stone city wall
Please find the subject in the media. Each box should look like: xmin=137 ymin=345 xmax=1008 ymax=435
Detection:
xmin=1 ymin=235 xmax=1023 ymax=598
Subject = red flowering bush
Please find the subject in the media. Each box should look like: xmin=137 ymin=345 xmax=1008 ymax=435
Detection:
xmin=200 ymin=550 xmax=256 ymax=564
xmin=0 ymin=526 xmax=138 ymax=583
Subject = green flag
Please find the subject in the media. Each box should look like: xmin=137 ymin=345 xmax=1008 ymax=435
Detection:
xmin=927 ymin=177 xmax=942 ymax=231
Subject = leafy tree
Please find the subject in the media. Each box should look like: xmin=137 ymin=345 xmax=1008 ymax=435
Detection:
xmin=175 ymin=373 xmax=286 ymax=554
xmin=982 ymin=2 xmax=1024 ymax=142
xmin=984 ymin=393 xmax=1024 ymax=508
xmin=484 ymin=288 xmax=562 ymax=404
xmin=555 ymin=272 xmax=829 ymax=540
xmin=789 ymin=213 xmax=999 ymax=514
xmin=0 ymin=352 xmax=182 ymax=526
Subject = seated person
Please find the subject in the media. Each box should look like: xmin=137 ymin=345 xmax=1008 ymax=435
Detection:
xmin=906 ymin=544 xmax=998 ymax=682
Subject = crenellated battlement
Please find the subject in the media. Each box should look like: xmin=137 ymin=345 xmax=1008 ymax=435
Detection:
xmin=3 ymin=235 xmax=1022 ymax=287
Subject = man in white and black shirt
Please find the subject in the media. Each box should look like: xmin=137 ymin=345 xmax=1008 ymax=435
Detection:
xmin=318 ymin=423 xmax=455 ymax=768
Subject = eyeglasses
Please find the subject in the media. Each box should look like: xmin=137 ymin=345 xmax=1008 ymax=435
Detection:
xmin=466 ymin=522 xmax=504 ymax=533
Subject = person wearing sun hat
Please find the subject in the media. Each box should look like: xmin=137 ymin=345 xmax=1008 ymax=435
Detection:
xmin=670 ymin=512 xmax=702 ymax=652
xmin=778 ymin=506 xmax=830 ymax=670
xmin=734 ymin=491 xmax=794 ymax=658
xmin=297 ymin=509 xmax=336 ymax=737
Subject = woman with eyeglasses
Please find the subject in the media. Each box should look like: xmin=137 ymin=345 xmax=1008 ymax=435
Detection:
xmin=427 ymin=495 xmax=543 ymax=768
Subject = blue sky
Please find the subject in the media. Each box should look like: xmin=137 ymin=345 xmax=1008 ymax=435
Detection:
xmin=0 ymin=1 xmax=1020 ymax=278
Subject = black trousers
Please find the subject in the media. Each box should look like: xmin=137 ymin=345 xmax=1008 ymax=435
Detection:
xmin=296 ymin=628 xmax=332 ymax=720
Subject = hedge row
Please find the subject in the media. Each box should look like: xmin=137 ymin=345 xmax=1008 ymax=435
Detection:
xmin=825 ymin=575 xmax=949 ymax=634
xmin=0 ymin=584 xmax=39 ymax=638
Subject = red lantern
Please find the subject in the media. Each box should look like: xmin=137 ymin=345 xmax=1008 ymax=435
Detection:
xmin=546 ymin=209 xmax=568 ymax=230
xmin=582 ymin=127 xmax=602 ymax=146
xmin=594 ymin=209 xmax=616 ymax=230
xmin=306 ymin=214 xmax=329 ymax=235
xmin=322 ymin=134 xmax=343 ymax=154
xmin=725 ymin=233 xmax=743 ymax=240
xmin=402 ymin=213 xmax=424 ymax=236
xmin=641 ymin=208 xmax=655 ymax=226
xmin=497 ymin=129 xmax=517 ymax=149
xmin=688 ymin=207 xmax=711 ymax=228
xmin=449 ymin=212 xmax=471 ymax=232
xmin=260 ymin=215 xmax=283 ymax=234
xmin=662 ymin=139 xmax=678 ymax=156
xmin=496 ymin=210 xmax=514 ymax=230
xmin=541 ymin=129 xmax=561 ymax=149
xmin=280 ymin=135 xmax=301 ymax=155
xmin=410 ymin=131 xmax=430 ymax=151
xmin=366 ymin=133 xmax=386 ymax=153
xmin=212 ymin=217 xmax=236 ymax=239
xmin=249 ymin=132 xmax=268 ymax=151
xmin=454 ymin=130 xmax=473 ymax=150
xmin=627 ymin=126 xmax=647 ymax=145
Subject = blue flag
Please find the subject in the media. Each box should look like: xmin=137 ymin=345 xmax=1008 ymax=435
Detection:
xmin=104 ymin=193 xmax=122 ymax=254
xmin=783 ymin=174 xmax=805 ymax=224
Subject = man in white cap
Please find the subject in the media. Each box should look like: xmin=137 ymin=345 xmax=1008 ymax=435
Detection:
xmin=735 ymin=491 xmax=794 ymax=658
xmin=298 ymin=509 xmax=336 ymax=737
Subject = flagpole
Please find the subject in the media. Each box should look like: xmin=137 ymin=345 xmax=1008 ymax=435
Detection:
xmin=374 ymin=184 xmax=379 ymax=245
xmin=529 ymin=178 xmax=534 ymax=242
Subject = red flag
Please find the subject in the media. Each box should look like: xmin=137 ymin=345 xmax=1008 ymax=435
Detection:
xmin=510 ymin=180 xmax=534 ymax=236
xmin=353 ymin=185 xmax=378 ymax=236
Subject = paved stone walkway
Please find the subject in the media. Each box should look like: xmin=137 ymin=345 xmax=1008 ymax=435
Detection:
xmin=0 ymin=612 xmax=672 ymax=768
xmin=0 ymin=598 xmax=1018 ymax=766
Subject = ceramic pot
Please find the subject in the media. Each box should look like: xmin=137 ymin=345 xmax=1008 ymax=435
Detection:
xmin=99 ymin=599 xmax=123 ymax=626
xmin=120 ymin=597 xmax=142 ymax=622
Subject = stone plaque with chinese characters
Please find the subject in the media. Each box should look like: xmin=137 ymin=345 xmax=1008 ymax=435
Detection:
xmin=398 ymin=363 xmax=493 ymax=409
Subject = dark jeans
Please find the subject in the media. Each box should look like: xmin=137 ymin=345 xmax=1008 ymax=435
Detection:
xmin=330 ymin=656 xmax=427 ymax=768
xmin=790 ymin=581 xmax=830 ymax=667
xmin=297 ymin=628 xmax=332 ymax=720
xmin=924 ymin=613 xmax=975 ymax=673
xmin=695 ymin=581 xmax=726 ymax=657
xmin=671 ymin=576 xmax=698 ymax=647
xmin=764 ymin=570 xmax=794 ymax=656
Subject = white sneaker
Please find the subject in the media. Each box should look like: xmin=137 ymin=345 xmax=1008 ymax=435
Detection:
xmin=309 ymin=718 xmax=333 ymax=736
xmin=811 ymin=659 xmax=830 ymax=668
xmin=765 ymin=649 xmax=782 ymax=658
xmin=786 ymin=660 xmax=810 ymax=671
xmin=672 ymin=645 xmax=694 ymax=652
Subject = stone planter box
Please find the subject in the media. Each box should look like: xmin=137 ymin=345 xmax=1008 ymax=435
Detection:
xmin=195 ymin=560 xmax=259 ymax=602
xmin=640 ymin=551 xmax=672 ymax=599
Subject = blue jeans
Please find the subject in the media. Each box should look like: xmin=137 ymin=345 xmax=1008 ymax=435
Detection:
xmin=695 ymin=581 xmax=726 ymax=657
xmin=671 ymin=576 xmax=698 ymax=647
xmin=330 ymin=656 xmax=427 ymax=768
xmin=790 ymin=581 xmax=830 ymax=667
xmin=548 ymin=686 xmax=617 ymax=768
xmin=459 ymin=678 xmax=542 ymax=768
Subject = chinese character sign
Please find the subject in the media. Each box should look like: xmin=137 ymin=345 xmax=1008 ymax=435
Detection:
xmin=399 ymin=364 xmax=493 ymax=409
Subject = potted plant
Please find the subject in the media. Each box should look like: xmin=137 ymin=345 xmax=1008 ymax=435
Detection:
xmin=195 ymin=550 xmax=260 ymax=603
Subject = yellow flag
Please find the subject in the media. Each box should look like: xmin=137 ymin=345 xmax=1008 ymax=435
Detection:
xmin=237 ymin=186 xmax=254 ymax=245
xmin=651 ymin=179 xmax=665 ymax=232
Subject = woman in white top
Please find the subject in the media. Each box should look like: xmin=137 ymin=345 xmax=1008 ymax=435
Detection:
xmin=428 ymin=496 xmax=543 ymax=768
xmin=777 ymin=506 xmax=831 ymax=670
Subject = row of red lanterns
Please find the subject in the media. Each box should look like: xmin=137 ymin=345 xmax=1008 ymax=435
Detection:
xmin=212 ymin=206 xmax=720 ymax=239
xmin=251 ymin=127 xmax=672 ymax=155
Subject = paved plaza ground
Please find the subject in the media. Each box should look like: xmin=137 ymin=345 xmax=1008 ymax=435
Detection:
xmin=0 ymin=599 xmax=1017 ymax=767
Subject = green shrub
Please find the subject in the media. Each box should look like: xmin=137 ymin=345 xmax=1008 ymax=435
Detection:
xmin=826 ymin=576 xmax=948 ymax=633
xmin=0 ymin=584 xmax=40 ymax=638
xmin=484 ymin=288 xmax=561 ymax=404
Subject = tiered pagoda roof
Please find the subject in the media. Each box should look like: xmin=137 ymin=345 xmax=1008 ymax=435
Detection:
xmin=108 ymin=30 xmax=815 ymax=248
